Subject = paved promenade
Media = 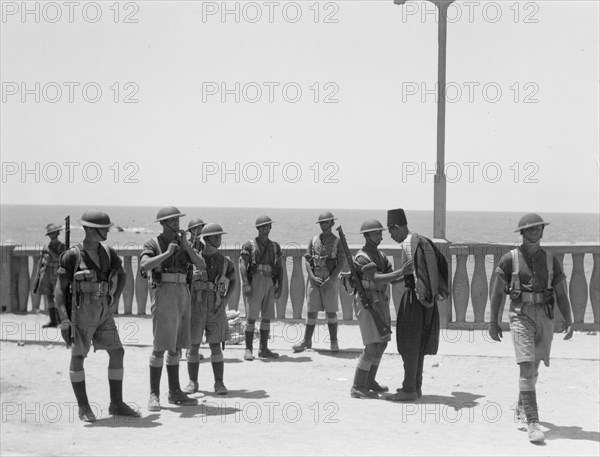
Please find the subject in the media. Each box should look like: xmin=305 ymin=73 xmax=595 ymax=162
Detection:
xmin=1 ymin=313 xmax=599 ymax=456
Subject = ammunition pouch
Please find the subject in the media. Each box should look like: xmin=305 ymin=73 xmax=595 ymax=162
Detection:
xmin=339 ymin=272 xmax=356 ymax=295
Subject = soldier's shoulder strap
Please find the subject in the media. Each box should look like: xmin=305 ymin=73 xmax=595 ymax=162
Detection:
xmin=546 ymin=251 xmax=554 ymax=289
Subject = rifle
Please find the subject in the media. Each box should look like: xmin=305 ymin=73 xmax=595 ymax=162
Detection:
xmin=336 ymin=226 xmax=392 ymax=340
xmin=62 ymin=216 xmax=74 ymax=348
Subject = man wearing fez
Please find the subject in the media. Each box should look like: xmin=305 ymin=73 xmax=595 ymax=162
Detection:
xmin=387 ymin=208 xmax=449 ymax=402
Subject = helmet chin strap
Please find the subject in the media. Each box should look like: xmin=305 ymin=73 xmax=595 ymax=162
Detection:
xmin=94 ymin=228 xmax=107 ymax=241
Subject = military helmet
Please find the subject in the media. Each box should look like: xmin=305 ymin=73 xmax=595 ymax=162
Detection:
xmin=155 ymin=206 xmax=186 ymax=222
xmin=315 ymin=212 xmax=337 ymax=224
xmin=80 ymin=210 xmax=114 ymax=228
xmin=255 ymin=215 xmax=274 ymax=228
xmin=201 ymin=223 xmax=227 ymax=237
xmin=187 ymin=218 xmax=205 ymax=231
xmin=359 ymin=219 xmax=384 ymax=234
xmin=45 ymin=223 xmax=62 ymax=236
xmin=514 ymin=213 xmax=550 ymax=232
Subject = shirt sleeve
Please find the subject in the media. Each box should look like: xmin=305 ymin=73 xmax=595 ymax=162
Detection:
xmin=225 ymin=258 xmax=236 ymax=280
xmin=382 ymin=252 xmax=393 ymax=274
xmin=109 ymin=248 xmax=125 ymax=275
xmin=551 ymin=256 xmax=566 ymax=286
xmin=57 ymin=248 xmax=78 ymax=279
xmin=140 ymin=239 xmax=158 ymax=260
xmin=495 ymin=252 xmax=512 ymax=283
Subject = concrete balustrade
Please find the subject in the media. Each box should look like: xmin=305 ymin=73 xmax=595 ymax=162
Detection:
xmin=2 ymin=242 xmax=599 ymax=330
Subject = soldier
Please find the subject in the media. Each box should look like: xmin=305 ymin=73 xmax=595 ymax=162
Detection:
xmin=34 ymin=223 xmax=66 ymax=326
xmin=55 ymin=210 xmax=139 ymax=422
xmin=293 ymin=212 xmax=346 ymax=353
xmin=239 ymin=215 xmax=283 ymax=361
xmin=350 ymin=219 xmax=407 ymax=399
xmin=386 ymin=208 xmax=449 ymax=402
xmin=183 ymin=223 xmax=236 ymax=395
xmin=141 ymin=207 xmax=207 ymax=412
xmin=186 ymin=218 xmax=206 ymax=361
xmin=489 ymin=213 xmax=573 ymax=444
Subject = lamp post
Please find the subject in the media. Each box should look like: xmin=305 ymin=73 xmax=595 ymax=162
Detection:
xmin=394 ymin=0 xmax=454 ymax=239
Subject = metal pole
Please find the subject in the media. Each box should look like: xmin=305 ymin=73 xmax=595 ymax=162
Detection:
xmin=433 ymin=0 xmax=452 ymax=239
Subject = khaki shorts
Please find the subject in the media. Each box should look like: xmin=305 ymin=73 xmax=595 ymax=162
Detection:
xmin=71 ymin=295 xmax=122 ymax=358
xmin=244 ymin=273 xmax=275 ymax=321
xmin=353 ymin=291 xmax=391 ymax=345
xmin=151 ymin=283 xmax=191 ymax=352
xmin=190 ymin=290 xmax=229 ymax=345
xmin=306 ymin=268 xmax=339 ymax=313
xmin=509 ymin=301 xmax=554 ymax=367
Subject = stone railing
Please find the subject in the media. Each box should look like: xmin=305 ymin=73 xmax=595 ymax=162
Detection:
xmin=1 ymin=242 xmax=598 ymax=329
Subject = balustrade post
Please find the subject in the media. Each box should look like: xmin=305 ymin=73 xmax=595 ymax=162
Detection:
xmin=135 ymin=255 xmax=149 ymax=315
xmin=290 ymin=256 xmax=305 ymax=319
xmin=0 ymin=245 xmax=17 ymax=313
xmin=471 ymin=249 xmax=488 ymax=323
xmin=453 ymin=251 xmax=469 ymax=322
xmin=569 ymin=253 xmax=588 ymax=324
xmin=18 ymin=256 xmax=30 ymax=313
xmin=590 ymin=253 xmax=599 ymax=323
xmin=122 ymin=255 xmax=134 ymax=315
xmin=275 ymin=256 xmax=290 ymax=318
xmin=30 ymin=255 xmax=42 ymax=312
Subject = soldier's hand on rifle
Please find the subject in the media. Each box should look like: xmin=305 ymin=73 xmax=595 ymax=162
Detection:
xmin=60 ymin=319 xmax=72 ymax=344
xmin=562 ymin=323 xmax=574 ymax=340
xmin=488 ymin=321 xmax=503 ymax=342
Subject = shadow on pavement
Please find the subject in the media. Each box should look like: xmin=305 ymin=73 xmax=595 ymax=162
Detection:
xmin=540 ymin=422 xmax=600 ymax=442
xmin=88 ymin=413 xmax=162 ymax=428
xmin=313 ymin=349 xmax=359 ymax=359
xmin=258 ymin=355 xmax=312 ymax=363
xmin=215 ymin=389 xmax=270 ymax=400
xmin=382 ymin=391 xmax=484 ymax=410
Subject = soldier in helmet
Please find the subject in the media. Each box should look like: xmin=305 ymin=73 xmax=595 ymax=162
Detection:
xmin=55 ymin=210 xmax=139 ymax=422
xmin=33 ymin=223 xmax=66 ymax=326
xmin=239 ymin=215 xmax=283 ymax=361
xmin=185 ymin=218 xmax=206 ymax=361
xmin=386 ymin=208 xmax=449 ymax=402
xmin=293 ymin=212 xmax=346 ymax=353
xmin=182 ymin=223 xmax=236 ymax=395
xmin=141 ymin=207 xmax=207 ymax=412
xmin=187 ymin=218 xmax=206 ymax=252
xmin=350 ymin=219 xmax=408 ymax=399
xmin=489 ymin=213 xmax=573 ymax=444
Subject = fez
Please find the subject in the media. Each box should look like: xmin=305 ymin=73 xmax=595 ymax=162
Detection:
xmin=387 ymin=208 xmax=408 ymax=227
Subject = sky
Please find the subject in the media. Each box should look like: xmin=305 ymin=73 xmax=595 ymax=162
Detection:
xmin=1 ymin=0 xmax=599 ymax=213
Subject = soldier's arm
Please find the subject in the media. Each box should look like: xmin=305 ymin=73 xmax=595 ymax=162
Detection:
xmin=224 ymin=260 xmax=237 ymax=302
xmin=110 ymin=265 xmax=127 ymax=314
xmin=554 ymin=279 xmax=574 ymax=339
xmin=54 ymin=275 xmax=70 ymax=322
xmin=489 ymin=275 xmax=507 ymax=325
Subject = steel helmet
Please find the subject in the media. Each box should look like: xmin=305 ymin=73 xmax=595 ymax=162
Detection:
xmin=187 ymin=218 xmax=205 ymax=231
xmin=155 ymin=206 xmax=186 ymax=222
xmin=45 ymin=223 xmax=62 ymax=236
xmin=316 ymin=212 xmax=337 ymax=224
xmin=514 ymin=213 xmax=550 ymax=232
xmin=359 ymin=219 xmax=384 ymax=234
xmin=255 ymin=215 xmax=274 ymax=228
xmin=201 ymin=223 xmax=227 ymax=237
xmin=80 ymin=210 xmax=114 ymax=228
